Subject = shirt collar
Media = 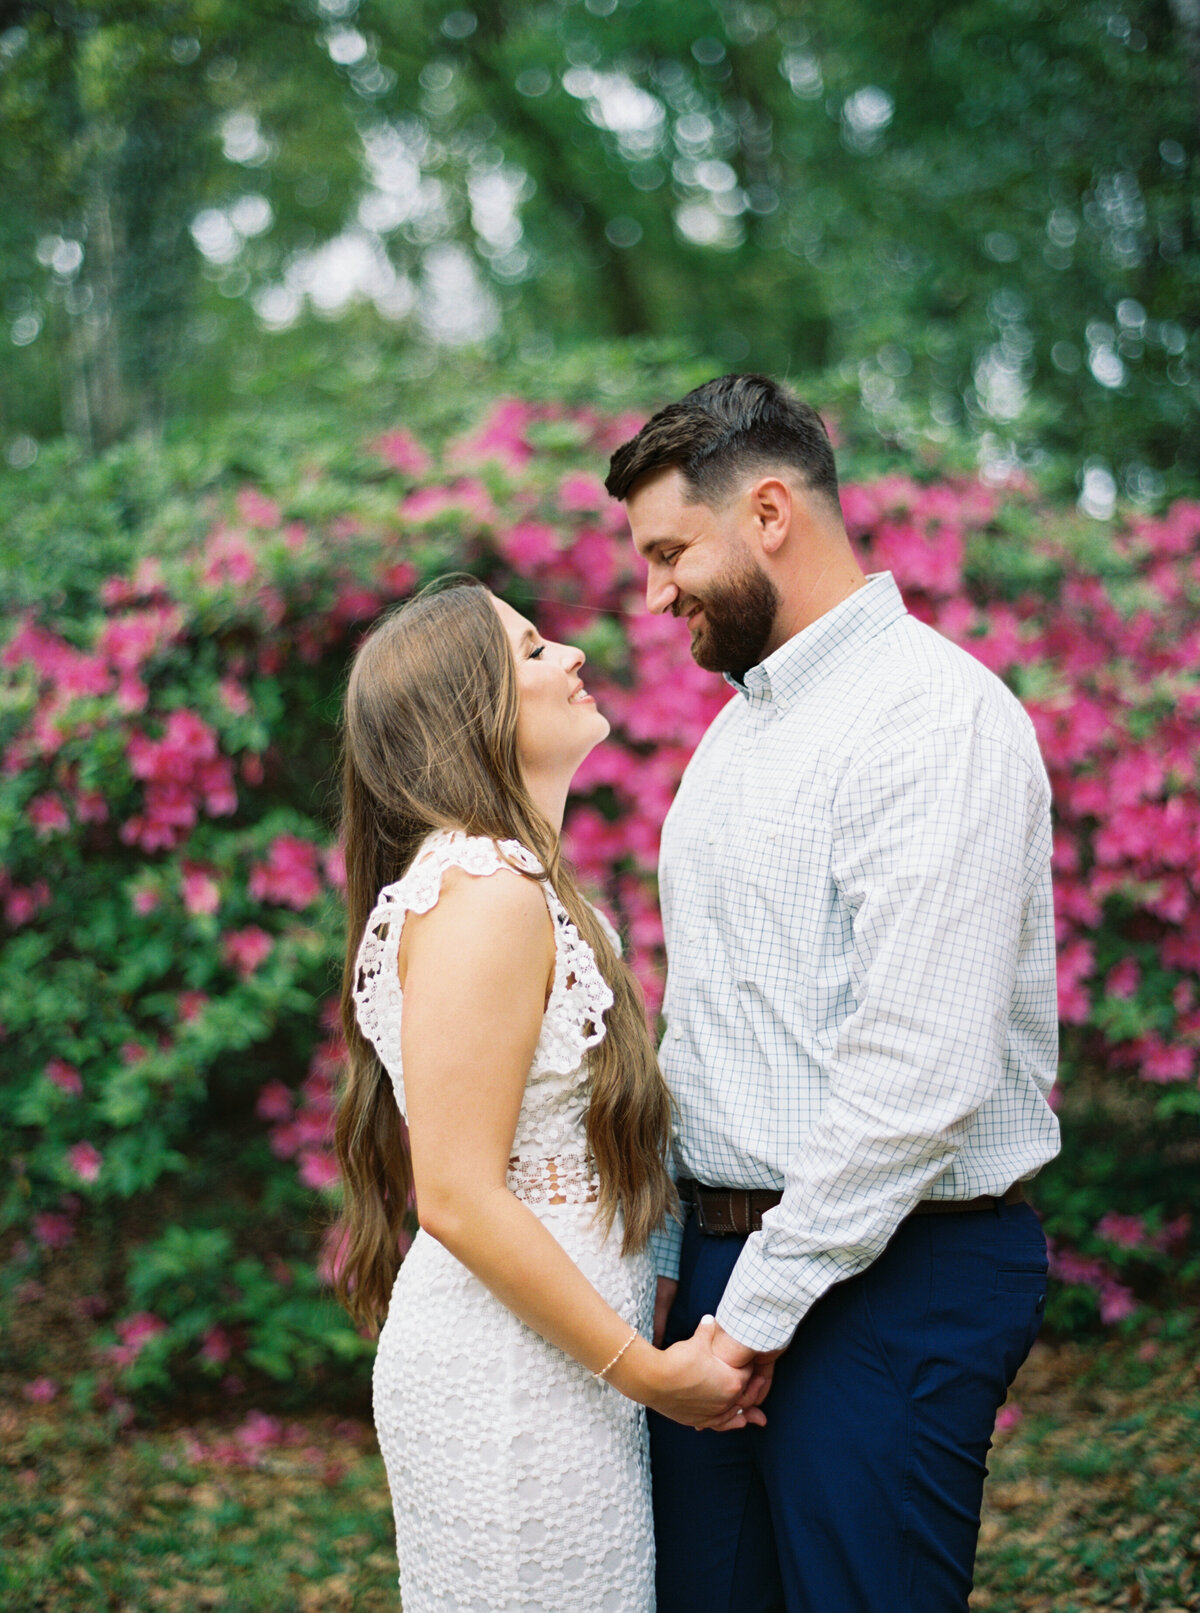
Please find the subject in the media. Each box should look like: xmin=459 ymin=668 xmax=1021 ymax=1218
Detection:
xmin=727 ymin=572 xmax=908 ymax=714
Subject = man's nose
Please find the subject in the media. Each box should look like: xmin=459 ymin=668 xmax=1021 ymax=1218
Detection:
xmin=646 ymin=571 xmax=678 ymax=616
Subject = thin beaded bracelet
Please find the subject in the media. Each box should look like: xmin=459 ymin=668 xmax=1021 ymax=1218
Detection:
xmin=593 ymin=1325 xmax=639 ymax=1383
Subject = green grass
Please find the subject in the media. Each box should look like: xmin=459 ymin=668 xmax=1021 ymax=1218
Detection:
xmin=0 ymin=1409 xmax=398 ymax=1611
xmin=971 ymin=1337 xmax=1200 ymax=1612
xmin=2 ymin=1336 xmax=1197 ymax=1611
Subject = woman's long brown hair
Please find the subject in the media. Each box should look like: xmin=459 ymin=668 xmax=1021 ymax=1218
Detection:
xmin=332 ymin=578 xmax=677 ymax=1334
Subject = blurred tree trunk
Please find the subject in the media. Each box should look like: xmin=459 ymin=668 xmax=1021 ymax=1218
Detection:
xmin=469 ymin=0 xmax=653 ymax=337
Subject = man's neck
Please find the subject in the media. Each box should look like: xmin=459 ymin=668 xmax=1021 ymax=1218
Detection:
xmin=764 ymin=557 xmax=869 ymax=656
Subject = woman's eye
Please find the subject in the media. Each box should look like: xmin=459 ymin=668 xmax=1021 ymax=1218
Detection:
xmin=529 ymin=645 xmax=545 ymax=660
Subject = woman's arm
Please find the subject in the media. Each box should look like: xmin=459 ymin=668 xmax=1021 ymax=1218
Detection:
xmin=399 ymin=865 xmax=753 ymax=1428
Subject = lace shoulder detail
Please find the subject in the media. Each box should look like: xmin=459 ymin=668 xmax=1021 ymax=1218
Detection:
xmin=530 ymin=884 xmax=616 ymax=1081
xmin=351 ymin=830 xmax=544 ymax=1093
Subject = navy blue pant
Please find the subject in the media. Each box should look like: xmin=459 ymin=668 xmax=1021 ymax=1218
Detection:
xmin=650 ymin=1201 xmax=1047 ymax=1613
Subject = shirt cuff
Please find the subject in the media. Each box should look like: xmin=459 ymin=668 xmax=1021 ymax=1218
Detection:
xmin=649 ymin=1214 xmax=684 ymax=1282
xmin=714 ymin=1237 xmax=850 ymax=1354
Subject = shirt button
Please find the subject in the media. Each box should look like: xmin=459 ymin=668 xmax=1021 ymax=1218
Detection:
xmin=673 ymin=1028 xmax=683 ymax=1041
xmin=687 ymin=930 xmax=700 ymax=943
xmin=765 ymin=826 xmax=778 ymax=839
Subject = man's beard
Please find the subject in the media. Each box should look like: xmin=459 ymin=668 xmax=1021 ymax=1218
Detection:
xmin=679 ymin=554 xmax=780 ymax=681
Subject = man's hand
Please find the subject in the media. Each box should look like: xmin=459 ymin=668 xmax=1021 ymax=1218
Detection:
xmin=711 ymin=1322 xmax=782 ymax=1415
xmin=653 ymin=1276 xmax=678 ymax=1347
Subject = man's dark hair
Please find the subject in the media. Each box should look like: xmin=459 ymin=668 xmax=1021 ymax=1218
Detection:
xmin=604 ymin=372 xmax=839 ymax=510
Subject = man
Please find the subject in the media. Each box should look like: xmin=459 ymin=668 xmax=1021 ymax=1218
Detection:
xmin=605 ymin=374 xmax=1061 ymax=1613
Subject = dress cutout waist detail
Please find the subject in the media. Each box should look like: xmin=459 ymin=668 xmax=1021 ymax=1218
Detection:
xmin=508 ymin=1153 xmax=599 ymax=1206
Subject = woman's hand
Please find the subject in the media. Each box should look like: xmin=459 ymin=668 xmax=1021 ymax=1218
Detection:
xmin=615 ymin=1316 xmax=766 ymax=1430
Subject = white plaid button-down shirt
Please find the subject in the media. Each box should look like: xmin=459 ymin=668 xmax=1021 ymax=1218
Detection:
xmin=652 ymin=571 xmax=1061 ymax=1353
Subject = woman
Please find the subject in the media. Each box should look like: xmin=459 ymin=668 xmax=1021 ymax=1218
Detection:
xmin=333 ymin=578 xmax=754 ymax=1613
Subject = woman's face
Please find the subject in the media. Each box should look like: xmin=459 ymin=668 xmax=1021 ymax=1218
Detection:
xmin=492 ymin=595 xmax=610 ymax=780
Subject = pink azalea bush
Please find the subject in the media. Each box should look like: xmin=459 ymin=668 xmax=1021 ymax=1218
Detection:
xmin=3 ymin=392 xmax=1199 ymax=1409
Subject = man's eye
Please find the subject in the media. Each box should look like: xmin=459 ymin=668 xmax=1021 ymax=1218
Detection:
xmin=660 ymin=549 xmax=681 ymax=565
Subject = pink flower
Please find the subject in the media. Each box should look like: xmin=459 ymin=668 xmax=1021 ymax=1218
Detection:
xmin=131 ymin=885 xmax=161 ymax=916
xmin=498 ymin=521 xmax=560 ymax=570
xmin=1098 ymin=1279 xmax=1138 ymax=1325
xmin=994 ymin=1401 xmax=1022 ymax=1433
xmin=1150 ymin=1214 xmax=1191 ymax=1254
xmin=222 ymin=926 xmax=273 ymax=977
xmin=1140 ymin=1041 xmax=1194 ymax=1083
xmin=97 ymin=605 xmax=183 ymax=672
xmin=236 ymin=1410 xmax=284 ymax=1450
xmin=199 ymin=1326 xmax=233 ymax=1366
xmin=67 ymin=1142 xmax=102 ymax=1184
xmin=181 ymin=863 xmax=221 ymax=916
xmin=32 ymin=1210 xmax=76 ymax=1249
xmin=248 ymin=835 xmax=323 ymax=909
xmin=46 ymin=1058 xmax=82 ymax=1096
xmin=400 ymin=479 xmax=495 ymax=524
xmin=298 ymin=1150 xmax=340 ymax=1191
xmin=218 ymin=676 xmax=251 ymax=716
xmin=372 ymin=428 xmax=430 ymax=476
xmin=235 ymin=487 xmax=281 ymax=529
xmin=322 ymin=842 xmax=347 ymax=891
xmin=203 ymin=525 xmax=258 ymax=587
xmin=1055 ymin=940 xmax=1094 ymax=1024
xmin=380 ymin=560 xmax=417 ymax=597
xmin=176 ymin=990 xmax=210 ymax=1023
xmin=449 ymin=398 xmax=536 ymax=470
xmin=1104 ymin=958 xmax=1141 ymax=1000
xmin=4 ymin=885 xmax=44 ymax=926
xmin=29 ymin=792 xmax=70 ymax=837
xmin=255 ymin=1081 xmax=294 ymax=1123
xmin=73 ymin=788 xmax=108 ymax=824
xmin=23 ymin=1377 xmax=58 ymax=1404
xmin=122 ymin=711 xmax=236 ymax=851
xmin=558 ymin=471 xmax=608 ymax=512
xmin=1096 ymin=1212 xmax=1147 ymax=1249
xmin=332 ymin=585 xmax=384 ymax=625
xmin=114 ymin=1311 xmax=167 ymax=1354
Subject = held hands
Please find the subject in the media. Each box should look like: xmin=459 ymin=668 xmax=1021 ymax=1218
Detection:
xmin=644 ymin=1315 xmax=767 ymax=1432
xmin=709 ymin=1322 xmax=782 ymax=1420
xmin=650 ymin=1276 xmax=781 ymax=1431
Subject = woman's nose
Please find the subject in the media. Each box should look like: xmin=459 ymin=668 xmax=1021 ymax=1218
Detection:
xmin=565 ymin=642 xmax=585 ymax=671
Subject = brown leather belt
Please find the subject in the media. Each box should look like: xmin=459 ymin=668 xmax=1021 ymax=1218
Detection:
xmin=677 ymin=1178 xmax=1026 ymax=1237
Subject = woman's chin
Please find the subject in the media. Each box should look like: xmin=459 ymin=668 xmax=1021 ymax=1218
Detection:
xmin=574 ymin=708 xmax=611 ymax=761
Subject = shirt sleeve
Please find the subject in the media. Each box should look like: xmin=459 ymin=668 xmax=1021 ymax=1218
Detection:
xmin=715 ymin=723 xmax=1045 ymax=1353
xmin=649 ymin=1214 xmax=684 ymax=1282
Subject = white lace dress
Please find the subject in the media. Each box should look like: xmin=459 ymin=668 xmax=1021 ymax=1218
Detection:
xmin=352 ymin=829 xmax=656 ymax=1613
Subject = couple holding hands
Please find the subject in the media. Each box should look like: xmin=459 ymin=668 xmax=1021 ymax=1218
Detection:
xmin=334 ymin=373 xmax=1060 ymax=1613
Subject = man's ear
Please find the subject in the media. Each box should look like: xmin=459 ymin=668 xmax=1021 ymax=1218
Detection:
xmin=748 ymin=476 xmax=792 ymax=556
